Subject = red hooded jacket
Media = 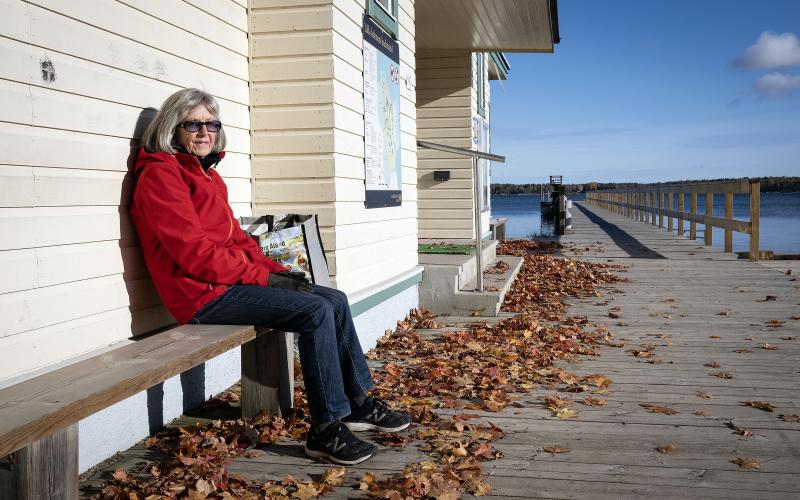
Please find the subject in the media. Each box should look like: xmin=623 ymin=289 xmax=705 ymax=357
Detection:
xmin=129 ymin=148 xmax=287 ymax=323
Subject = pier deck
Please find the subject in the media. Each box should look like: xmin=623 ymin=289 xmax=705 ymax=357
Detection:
xmin=80 ymin=202 xmax=799 ymax=499
xmin=229 ymin=202 xmax=798 ymax=498
xmin=519 ymin=201 xmax=799 ymax=498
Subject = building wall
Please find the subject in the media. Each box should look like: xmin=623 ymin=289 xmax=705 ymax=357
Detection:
xmin=0 ymin=0 xmax=252 ymax=380
xmin=249 ymin=0 xmax=420 ymax=307
xmin=0 ymin=0 xmax=253 ymax=471
xmin=416 ymin=51 xmax=490 ymax=240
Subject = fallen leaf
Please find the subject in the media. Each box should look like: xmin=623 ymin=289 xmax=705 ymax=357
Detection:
xmin=359 ymin=472 xmax=377 ymax=491
xmin=582 ymin=374 xmax=613 ymax=389
xmin=555 ymin=408 xmax=578 ymax=419
xmin=655 ymin=443 xmax=677 ymax=454
xmin=742 ymin=401 xmax=775 ymax=412
xmin=320 ymin=467 xmax=347 ymax=486
xmin=732 ymin=457 xmax=761 ymax=470
xmin=582 ymin=396 xmax=607 ymax=406
xmin=766 ymin=319 xmax=785 ymax=328
xmin=608 ymin=311 xmax=620 ymax=319
xmin=696 ymin=392 xmax=714 ymax=400
xmin=639 ymin=403 xmax=679 ymax=415
xmin=709 ymin=335 xmax=721 ymax=339
xmin=725 ymin=421 xmax=754 ymax=437
xmin=778 ymin=414 xmax=800 ymax=423
xmin=716 ymin=311 xmax=729 ymax=316
xmin=376 ymin=433 xmax=410 ymax=448
xmin=541 ymin=394 xmax=570 ymax=409
xmin=709 ymin=372 xmax=733 ymax=379
xmin=704 ymin=361 xmax=721 ymax=368
xmin=542 ymin=445 xmax=571 ymax=454
xmin=292 ymin=482 xmax=320 ymax=499
xmin=758 ymin=295 xmax=778 ymax=301
xmin=759 ymin=342 xmax=779 ymax=350
xmin=693 ymin=411 xmax=709 ymax=417
xmin=112 ymin=469 xmax=128 ymax=481
xmin=463 ymin=477 xmax=493 ymax=496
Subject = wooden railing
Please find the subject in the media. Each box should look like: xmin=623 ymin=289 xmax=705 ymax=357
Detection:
xmin=586 ymin=179 xmax=761 ymax=261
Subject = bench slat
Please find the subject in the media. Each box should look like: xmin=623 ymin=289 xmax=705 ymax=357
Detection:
xmin=0 ymin=324 xmax=255 ymax=457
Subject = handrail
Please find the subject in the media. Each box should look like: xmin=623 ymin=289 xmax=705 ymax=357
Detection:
xmin=586 ymin=179 xmax=760 ymax=261
xmin=416 ymin=140 xmax=506 ymax=291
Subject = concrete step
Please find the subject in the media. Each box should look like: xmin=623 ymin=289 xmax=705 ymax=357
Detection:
xmin=418 ymin=251 xmax=524 ymax=317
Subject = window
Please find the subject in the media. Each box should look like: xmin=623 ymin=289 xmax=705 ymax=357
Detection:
xmin=367 ymin=0 xmax=399 ymax=38
xmin=476 ymin=53 xmax=486 ymax=117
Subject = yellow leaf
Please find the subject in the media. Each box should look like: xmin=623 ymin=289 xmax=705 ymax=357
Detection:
xmin=542 ymin=445 xmax=571 ymax=454
xmin=292 ymin=482 xmax=320 ymax=499
xmin=556 ymin=408 xmax=577 ymax=419
xmin=656 ymin=443 xmax=677 ymax=454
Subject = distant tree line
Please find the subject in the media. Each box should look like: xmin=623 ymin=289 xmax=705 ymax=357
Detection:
xmin=491 ymin=177 xmax=800 ymax=194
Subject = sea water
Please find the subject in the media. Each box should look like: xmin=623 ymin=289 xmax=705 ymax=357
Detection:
xmin=490 ymin=192 xmax=800 ymax=254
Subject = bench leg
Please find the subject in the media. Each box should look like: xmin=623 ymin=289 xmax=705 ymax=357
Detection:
xmin=241 ymin=328 xmax=294 ymax=418
xmin=0 ymin=424 xmax=78 ymax=500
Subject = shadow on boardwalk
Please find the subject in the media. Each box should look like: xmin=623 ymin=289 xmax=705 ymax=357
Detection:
xmin=574 ymin=203 xmax=665 ymax=259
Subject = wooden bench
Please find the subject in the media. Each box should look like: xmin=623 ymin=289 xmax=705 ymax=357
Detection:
xmin=0 ymin=324 xmax=293 ymax=499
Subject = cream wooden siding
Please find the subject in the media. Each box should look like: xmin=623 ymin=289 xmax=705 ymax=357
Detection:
xmin=250 ymin=0 xmax=418 ymax=294
xmin=417 ymin=51 xmax=491 ymax=239
xmin=0 ymin=0 xmax=251 ymax=381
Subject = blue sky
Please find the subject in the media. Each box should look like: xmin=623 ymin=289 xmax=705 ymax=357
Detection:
xmin=490 ymin=0 xmax=800 ymax=184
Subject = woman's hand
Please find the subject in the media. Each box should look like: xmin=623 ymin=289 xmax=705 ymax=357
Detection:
xmin=268 ymin=271 xmax=314 ymax=293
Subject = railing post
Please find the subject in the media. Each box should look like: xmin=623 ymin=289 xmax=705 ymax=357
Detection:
xmin=650 ymin=190 xmax=656 ymax=226
xmin=749 ymin=180 xmax=760 ymax=261
xmin=658 ymin=190 xmax=664 ymax=228
xmin=677 ymin=192 xmax=684 ymax=236
xmin=667 ymin=192 xmax=673 ymax=232
xmin=724 ymin=192 xmax=734 ymax=253
xmin=472 ymin=155 xmax=483 ymax=291
xmin=690 ymin=192 xmax=697 ymax=240
xmin=704 ymin=191 xmax=713 ymax=246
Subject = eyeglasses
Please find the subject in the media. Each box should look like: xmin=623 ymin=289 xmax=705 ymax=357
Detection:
xmin=177 ymin=120 xmax=222 ymax=133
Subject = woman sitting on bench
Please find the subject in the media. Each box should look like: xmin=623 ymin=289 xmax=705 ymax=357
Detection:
xmin=129 ymin=88 xmax=409 ymax=465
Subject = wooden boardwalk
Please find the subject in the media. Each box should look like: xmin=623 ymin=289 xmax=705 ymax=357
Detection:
xmin=225 ymin=202 xmax=799 ymax=498
xmin=81 ymin=202 xmax=799 ymax=499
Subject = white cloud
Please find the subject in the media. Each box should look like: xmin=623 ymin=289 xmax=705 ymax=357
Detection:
xmin=754 ymin=72 xmax=800 ymax=97
xmin=735 ymin=31 xmax=800 ymax=69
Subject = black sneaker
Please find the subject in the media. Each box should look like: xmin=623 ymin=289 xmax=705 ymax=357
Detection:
xmin=304 ymin=421 xmax=377 ymax=465
xmin=343 ymin=396 xmax=411 ymax=432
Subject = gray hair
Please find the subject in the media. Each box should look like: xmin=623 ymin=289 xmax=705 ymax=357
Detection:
xmin=141 ymin=88 xmax=227 ymax=154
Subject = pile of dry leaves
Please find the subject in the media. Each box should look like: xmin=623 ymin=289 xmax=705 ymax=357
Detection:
xmin=98 ymin=240 xmax=627 ymax=499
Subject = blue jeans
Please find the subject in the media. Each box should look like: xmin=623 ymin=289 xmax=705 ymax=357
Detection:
xmin=191 ymin=284 xmax=374 ymax=424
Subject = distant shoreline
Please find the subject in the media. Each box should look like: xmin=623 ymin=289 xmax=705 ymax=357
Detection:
xmin=492 ymin=177 xmax=800 ymax=195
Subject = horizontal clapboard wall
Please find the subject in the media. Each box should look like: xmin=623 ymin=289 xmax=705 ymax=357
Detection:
xmin=250 ymin=0 xmax=418 ymax=294
xmin=0 ymin=0 xmax=252 ymax=381
xmin=416 ymin=51 xmax=475 ymax=239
